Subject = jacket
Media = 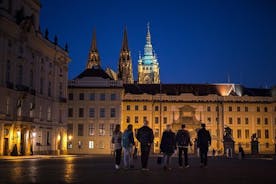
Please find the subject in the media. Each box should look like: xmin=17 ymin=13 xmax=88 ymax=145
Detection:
xmin=176 ymin=129 xmax=192 ymax=147
xmin=136 ymin=126 xmax=154 ymax=145
xmin=122 ymin=130 xmax=135 ymax=148
xmin=111 ymin=131 xmax=122 ymax=150
xmin=197 ymin=128 xmax=211 ymax=150
xmin=160 ymin=130 xmax=176 ymax=155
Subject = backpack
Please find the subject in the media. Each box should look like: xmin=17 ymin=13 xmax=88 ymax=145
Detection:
xmin=122 ymin=131 xmax=131 ymax=148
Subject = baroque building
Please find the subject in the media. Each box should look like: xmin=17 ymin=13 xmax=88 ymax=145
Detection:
xmin=0 ymin=0 xmax=70 ymax=156
xmin=138 ymin=23 xmax=160 ymax=84
xmin=67 ymin=34 xmax=123 ymax=154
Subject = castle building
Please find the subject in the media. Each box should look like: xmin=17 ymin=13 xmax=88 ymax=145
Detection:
xmin=0 ymin=0 xmax=70 ymax=156
xmin=67 ymin=32 xmax=123 ymax=154
xmin=138 ymin=23 xmax=160 ymax=84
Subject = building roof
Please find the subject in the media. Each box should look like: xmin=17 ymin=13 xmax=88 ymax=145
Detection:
xmin=74 ymin=66 xmax=113 ymax=80
xmin=124 ymin=83 xmax=272 ymax=97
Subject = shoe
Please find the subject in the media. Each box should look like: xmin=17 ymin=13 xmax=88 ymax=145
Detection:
xmin=185 ymin=165 xmax=190 ymax=168
xmin=115 ymin=165 xmax=120 ymax=170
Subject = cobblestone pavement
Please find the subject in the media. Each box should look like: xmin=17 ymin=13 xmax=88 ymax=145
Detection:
xmin=0 ymin=155 xmax=276 ymax=184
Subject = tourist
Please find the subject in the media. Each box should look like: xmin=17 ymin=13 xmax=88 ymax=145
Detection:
xmin=111 ymin=124 xmax=123 ymax=170
xmin=197 ymin=123 xmax=211 ymax=168
xmin=122 ymin=124 xmax=135 ymax=169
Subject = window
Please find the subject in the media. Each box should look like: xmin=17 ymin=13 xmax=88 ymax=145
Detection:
xmin=110 ymin=108 xmax=116 ymax=118
xmin=79 ymin=108 xmax=84 ymax=117
xmin=229 ymin=106 xmax=232 ymax=112
xmin=237 ymin=117 xmax=241 ymax=124
xmin=100 ymin=93 xmax=105 ymax=101
xmin=154 ymin=129 xmax=159 ymax=137
xmin=163 ymin=106 xmax=167 ymax=111
xmin=245 ymin=129 xmax=249 ymax=139
xmin=163 ymin=117 xmax=167 ymax=124
xmin=143 ymin=116 xmax=147 ymax=122
xmin=17 ymin=65 xmax=23 ymax=85
xmin=48 ymin=82 xmax=51 ymax=96
xmin=126 ymin=116 xmax=130 ymax=123
xmin=264 ymin=118 xmax=268 ymax=125
xmin=111 ymin=94 xmax=116 ymax=101
xmin=68 ymin=108 xmax=73 ymax=117
xmin=6 ymin=60 xmax=11 ymax=82
xmin=79 ymin=93 xmax=84 ymax=100
xmin=99 ymin=124 xmax=105 ymax=136
xmin=245 ymin=117 xmax=249 ymax=124
xmin=89 ymin=108 xmax=95 ymax=118
xmin=229 ymin=117 xmax=233 ymax=124
xmin=257 ymin=129 xmax=261 ymax=139
xmin=47 ymin=107 xmax=51 ymax=121
xmin=264 ymin=107 xmax=268 ymax=112
xmin=245 ymin=106 xmax=248 ymax=112
xmin=100 ymin=108 xmax=105 ymax=118
xmin=207 ymin=106 xmax=211 ymax=112
xmin=78 ymin=141 xmax=82 ymax=149
xmin=68 ymin=93 xmax=73 ymax=100
xmin=135 ymin=105 xmax=139 ymax=111
xmin=155 ymin=117 xmax=159 ymax=124
xmin=89 ymin=93 xmax=95 ymax=100
xmin=265 ymin=129 xmax=269 ymax=139
xmin=155 ymin=106 xmax=159 ymax=111
xmin=110 ymin=124 xmax=115 ymax=136
xmin=78 ymin=124 xmax=84 ymax=136
xmin=135 ymin=116 xmax=138 ymax=123
xmin=237 ymin=129 xmax=242 ymax=139
xmin=126 ymin=105 xmax=130 ymax=111
xmin=30 ymin=70 xmax=33 ymax=87
xmin=88 ymin=124 xmax=95 ymax=136
xmin=46 ymin=131 xmax=50 ymax=145
xmin=216 ymin=106 xmax=219 ymax=112
xmin=40 ymin=77 xmax=44 ymax=94
xmin=89 ymin=141 xmax=94 ymax=149
xmin=67 ymin=124 xmax=73 ymax=136
xmin=257 ymin=118 xmax=261 ymax=125
xmin=257 ymin=106 xmax=260 ymax=112
xmin=237 ymin=106 xmax=240 ymax=112
xmin=143 ymin=105 xmax=147 ymax=111
xmin=207 ymin=117 xmax=211 ymax=122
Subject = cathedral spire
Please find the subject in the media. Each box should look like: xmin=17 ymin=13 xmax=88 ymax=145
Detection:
xmin=146 ymin=22 xmax=151 ymax=45
xmin=121 ymin=26 xmax=129 ymax=51
xmin=86 ymin=29 xmax=101 ymax=69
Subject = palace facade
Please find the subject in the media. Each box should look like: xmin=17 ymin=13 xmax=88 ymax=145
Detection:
xmin=0 ymin=0 xmax=70 ymax=156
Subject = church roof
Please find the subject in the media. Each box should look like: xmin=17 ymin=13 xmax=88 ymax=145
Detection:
xmin=74 ymin=66 xmax=113 ymax=80
xmin=124 ymin=84 xmax=272 ymax=97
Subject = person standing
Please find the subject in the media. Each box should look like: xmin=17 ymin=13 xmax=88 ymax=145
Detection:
xmin=122 ymin=124 xmax=135 ymax=169
xmin=197 ymin=123 xmax=211 ymax=168
xmin=136 ymin=120 xmax=154 ymax=171
xmin=111 ymin=124 xmax=122 ymax=170
xmin=160 ymin=124 xmax=176 ymax=170
xmin=176 ymin=124 xmax=192 ymax=168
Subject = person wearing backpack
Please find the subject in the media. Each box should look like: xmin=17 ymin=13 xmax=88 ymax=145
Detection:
xmin=122 ymin=124 xmax=135 ymax=169
xmin=176 ymin=124 xmax=192 ymax=168
xmin=111 ymin=124 xmax=122 ymax=170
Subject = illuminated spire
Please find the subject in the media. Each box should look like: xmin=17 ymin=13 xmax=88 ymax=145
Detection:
xmin=87 ymin=29 xmax=101 ymax=69
xmin=146 ymin=22 xmax=151 ymax=45
xmin=121 ymin=26 xmax=129 ymax=51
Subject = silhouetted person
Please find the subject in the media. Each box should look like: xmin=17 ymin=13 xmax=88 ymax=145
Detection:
xmin=160 ymin=124 xmax=176 ymax=170
xmin=197 ymin=123 xmax=211 ymax=168
xmin=122 ymin=124 xmax=135 ymax=169
xmin=111 ymin=124 xmax=122 ymax=170
xmin=136 ymin=120 xmax=154 ymax=171
xmin=176 ymin=124 xmax=192 ymax=168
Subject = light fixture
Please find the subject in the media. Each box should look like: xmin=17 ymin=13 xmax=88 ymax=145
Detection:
xmin=32 ymin=132 xmax=36 ymax=138
xmin=57 ymin=134 xmax=61 ymax=141
xmin=68 ymin=135 xmax=72 ymax=141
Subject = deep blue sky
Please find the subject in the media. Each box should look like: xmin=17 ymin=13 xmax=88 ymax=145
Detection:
xmin=40 ymin=0 xmax=276 ymax=88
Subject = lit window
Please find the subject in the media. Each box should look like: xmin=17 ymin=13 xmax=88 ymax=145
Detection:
xmin=257 ymin=129 xmax=261 ymax=139
xmin=110 ymin=124 xmax=115 ymax=136
xmin=89 ymin=141 xmax=94 ymax=149
xmin=207 ymin=117 xmax=211 ymax=123
xmin=154 ymin=129 xmax=159 ymax=137
xmin=99 ymin=124 xmax=105 ymax=136
xmin=245 ymin=129 xmax=249 ymax=139
xmin=88 ymin=124 xmax=95 ymax=136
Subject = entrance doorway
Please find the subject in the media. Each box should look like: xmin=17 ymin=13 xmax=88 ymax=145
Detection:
xmin=4 ymin=138 xmax=9 ymax=155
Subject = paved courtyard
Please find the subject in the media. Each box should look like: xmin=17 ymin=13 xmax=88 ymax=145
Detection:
xmin=0 ymin=155 xmax=276 ymax=184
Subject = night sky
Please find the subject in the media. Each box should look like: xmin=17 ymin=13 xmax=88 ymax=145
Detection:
xmin=40 ymin=0 xmax=276 ymax=88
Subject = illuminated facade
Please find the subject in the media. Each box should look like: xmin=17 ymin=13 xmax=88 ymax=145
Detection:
xmin=67 ymin=36 xmax=123 ymax=154
xmin=138 ymin=23 xmax=160 ymax=84
xmin=122 ymin=84 xmax=276 ymax=154
xmin=0 ymin=0 xmax=70 ymax=156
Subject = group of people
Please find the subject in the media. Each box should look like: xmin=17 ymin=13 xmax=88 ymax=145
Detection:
xmin=111 ymin=120 xmax=211 ymax=171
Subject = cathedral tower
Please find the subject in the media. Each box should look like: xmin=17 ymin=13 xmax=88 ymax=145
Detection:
xmin=138 ymin=23 xmax=160 ymax=84
xmin=118 ymin=28 xmax=134 ymax=84
xmin=87 ymin=30 xmax=101 ymax=68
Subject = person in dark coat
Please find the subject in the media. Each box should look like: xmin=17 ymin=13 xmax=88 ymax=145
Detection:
xmin=160 ymin=124 xmax=176 ymax=170
xmin=136 ymin=120 xmax=154 ymax=171
xmin=197 ymin=123 xmax=211 ymax=168
xmin=176 ymin=124 xmax=192 ymax=168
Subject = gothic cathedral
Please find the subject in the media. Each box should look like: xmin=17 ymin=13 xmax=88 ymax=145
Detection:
xmin=137 ymin=23 xmax=160 ymax=84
